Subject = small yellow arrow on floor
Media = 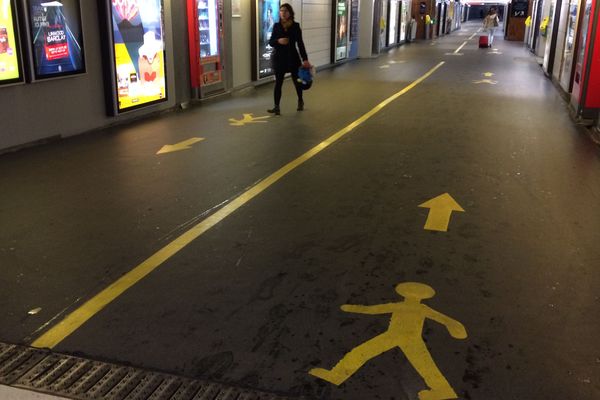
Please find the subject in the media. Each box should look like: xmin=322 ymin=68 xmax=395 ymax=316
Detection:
xmin=419 ymin=193 xmax=465 ymax=232
xmin=156 ymin=137 xmax=205 ymax=155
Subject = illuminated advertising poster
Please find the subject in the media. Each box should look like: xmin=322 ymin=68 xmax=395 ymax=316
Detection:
xmin=27 ymin=0 xmax=85 ymax=80
xmin=335 ymin=0 xmax=349 ymax=61
xmin=110 ymin=0 xmax=167 ymax=113
xmin=0 ymin=0 xmax=23 ymax=85
xmin=388 ymin=0 xmax=398 ymax=46
xmin=257 ymin=0 xmax=279 ymax=79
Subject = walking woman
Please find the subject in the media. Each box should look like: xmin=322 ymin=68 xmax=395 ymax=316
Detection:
xmin=483 ymin=8 xmax=500 ymax=47
xmin=267 ymin=3 xmax=311 ymax=115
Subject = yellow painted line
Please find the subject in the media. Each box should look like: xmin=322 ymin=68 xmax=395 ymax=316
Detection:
xmin=454 ymin=41 xmax=468 ymax=54
xmin=31 ymin=62 xmax=445 ymax=349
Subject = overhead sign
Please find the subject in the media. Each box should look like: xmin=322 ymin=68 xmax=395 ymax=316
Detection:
xmin=0 ymin=0 xmax=24 ymax=86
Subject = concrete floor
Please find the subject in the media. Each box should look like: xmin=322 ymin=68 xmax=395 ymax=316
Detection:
xmin=1 ymin=23 xmax=599 ymax=400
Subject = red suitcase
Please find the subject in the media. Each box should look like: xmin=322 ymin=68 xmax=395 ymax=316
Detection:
xmin=479 ymin=35 xmax=489 ymax=48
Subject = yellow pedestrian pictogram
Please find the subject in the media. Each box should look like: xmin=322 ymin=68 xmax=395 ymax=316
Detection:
xmin=309 ymin=282 xmax=467 ymax=400
xmin=229 ymin=113 xmax=270 ymax=126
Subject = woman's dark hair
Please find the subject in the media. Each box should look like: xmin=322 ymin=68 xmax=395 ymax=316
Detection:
xmin=280 ymin=3 xmax=295 ymax=20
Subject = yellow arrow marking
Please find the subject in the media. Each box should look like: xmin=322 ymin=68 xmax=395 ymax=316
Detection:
xmin=156 ymin=137 xmax=204 ymax=154
xmin=473 ymin=79 xmax=498 ymax=85
xmin=418 ymin=193 xmax=464 ymax=232
xmin=229 ymin=113 xmax=270 ymax=126
xmin=483 ymin=72 xmax=495 ymax=77
xmin=309 ymin=282 xmax=467 ymax=399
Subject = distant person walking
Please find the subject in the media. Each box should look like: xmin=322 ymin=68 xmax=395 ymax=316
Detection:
xmin=267 ymin=3 xmax=310 ymax=115
xmin=483 ymin=8 xmax=500 ymax=47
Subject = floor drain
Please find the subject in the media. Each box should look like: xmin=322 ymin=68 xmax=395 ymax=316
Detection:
xmin=0 ymin=342 xmax=302 ymax=400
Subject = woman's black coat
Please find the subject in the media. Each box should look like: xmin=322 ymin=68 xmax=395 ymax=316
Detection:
xmin=268 ymin=21 xmax=308 ymax=73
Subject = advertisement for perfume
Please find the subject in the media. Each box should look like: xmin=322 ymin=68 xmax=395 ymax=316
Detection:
xmin=0 ymin=0 xmax=23 ymax=85
xmin=27 ymin=0 xmax=85 ymax=80
xmin=110 ymin=0 xmax=167 ymax=112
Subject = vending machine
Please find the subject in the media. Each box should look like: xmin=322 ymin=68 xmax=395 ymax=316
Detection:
xmin=187 ymin=0 xmax=225 ymax=97
xmin=570 ymin=0 xmax=600 ymax=122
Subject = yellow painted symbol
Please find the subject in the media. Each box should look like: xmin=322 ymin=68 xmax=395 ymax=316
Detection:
xmin=156 ymin=137 xmax=205 ymax=155
xmin=418 ymin=193 xmax=464 ymax=232
xmin=473 ymin=79 xmax=498 ymax=85
xmin=379 ymin=64 xmax=390 ymax=69
xmin=389 ymin=60 xmax=406 ymax=64
xmin=483 ymin=72 xmax=494 ymax=77
xmin=488 ymin=50 xmax=502 ymax=55
xmin=228 ymin=113 xmax=270 ymax=126
xmin=309 ymin=282 xmax=467 ymax=399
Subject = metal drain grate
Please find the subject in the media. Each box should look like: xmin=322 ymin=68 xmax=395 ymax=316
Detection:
xmin=0 ymin=342 xmax=302 ymax=400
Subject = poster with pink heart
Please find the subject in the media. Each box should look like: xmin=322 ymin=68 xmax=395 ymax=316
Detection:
xmin=111 ymin=0 xmax=166 ymax=112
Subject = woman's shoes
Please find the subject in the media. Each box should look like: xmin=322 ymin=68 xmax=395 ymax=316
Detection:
xmin=267 ymin=106 xmax=280 ymax=115
xmin=267 ymin=103 xmax=304 ymax=114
